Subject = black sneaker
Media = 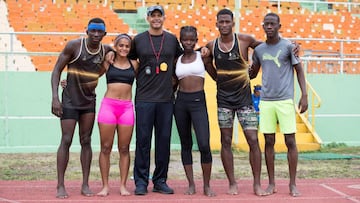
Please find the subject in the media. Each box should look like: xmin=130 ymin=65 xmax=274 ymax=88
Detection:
xmin=135 ymin=185 xmax=148 ymax=195
xmin=152 ymin=182 xmax=174 ymax=194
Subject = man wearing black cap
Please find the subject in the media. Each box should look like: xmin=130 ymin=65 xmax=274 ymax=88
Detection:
xmin=128 ymin=5 xmax=183 ymax=195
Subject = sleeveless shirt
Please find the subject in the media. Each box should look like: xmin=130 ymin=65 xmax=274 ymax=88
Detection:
xmin=62 ymin=37 xmax=105 ymax=109
xmin=213 ymin=33 xmax=253 ymax=109
xmin=175 ymin=51 xmax=205 ymax=80
xmin=106 ymin=61 xmax=135 ymax=85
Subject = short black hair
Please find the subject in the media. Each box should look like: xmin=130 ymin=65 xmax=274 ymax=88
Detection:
xmin=264 ymin=13 xmax=280 ymax=23
xmin=217 ymin=9 xmax=233 ymax=20
xmin=88 ymin=18 xmax=105 ymax=26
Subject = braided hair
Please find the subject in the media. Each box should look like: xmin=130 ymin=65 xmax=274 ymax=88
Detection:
xmin=180 ymin=26 xmax=197 ymax=40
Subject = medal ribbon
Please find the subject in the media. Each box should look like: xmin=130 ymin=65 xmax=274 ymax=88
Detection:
xmin=148 ymin=32 xmax=165 ymax=74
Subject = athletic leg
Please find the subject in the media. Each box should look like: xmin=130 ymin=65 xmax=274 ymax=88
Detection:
xmin=285 ymin=134 xmax=300 ymax=197
xmin=56 ymin=119 xmax=76 ymax=198
xmin=259 ymin=100 xmax=278 ymax=195
xmin=97 ymin=123 xmax=116 ymax=196
xmin=78 ymin=112 xmax=95 ymax=196
xmin=237 ymin=106 xmax=267 ymax=196
xmin=117 ymin=124 xmax=133 ymax=196
xmin=189 ymin=93 xmax=215 ymax=197
xmin=264 ymin=133 xmax=277 ymax=194
xmin=218 ymin=108 xmax=237 ymax=195
xmin=174 ymin=96 xmax=195 ymax=195
xmin=220 ymin=127 xmax=237 ymax=194
xmin=243 ymin=129 xmax=267 ymax=196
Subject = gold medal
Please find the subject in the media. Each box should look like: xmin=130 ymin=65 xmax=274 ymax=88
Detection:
xmin=160 ymin=62 xmax=168 ymax=71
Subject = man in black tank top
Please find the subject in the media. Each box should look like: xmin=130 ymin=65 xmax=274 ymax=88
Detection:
xmin=206 ymin=9 xmax=300 ymax=196
xmin=51 ymin=18 xmax=113 ymax=199
xmin=205 ymin=9 xmax=267 ymax=196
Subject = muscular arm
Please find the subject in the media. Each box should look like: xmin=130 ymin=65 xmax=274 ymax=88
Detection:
xmin=130 ymin=59 xmax=139 ymax=76
xmin=202 ymin=56 xmax=217 ymax=81
xmin=50 ymin=39 xmax=79 ymax=117
xmin=249 ymin=63 xmax=261 ymax=80
xmin=236 ymin=33 xmax=263 ymax=61
xmin=249 ymin=49 xmax=261 ymax=79
xmin=100 ymin=44 xmax=115 ymax=76
xmin=294 ymin=63 xmax=308 ymax=113
xmin=204 ymin=40 xmax=217 ymax=81
xmin=100 ymin=51 xmax=113 ymax=77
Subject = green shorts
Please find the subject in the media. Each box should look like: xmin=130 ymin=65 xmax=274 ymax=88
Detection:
xmin=259 ymin=99 xmax=296 ymax=134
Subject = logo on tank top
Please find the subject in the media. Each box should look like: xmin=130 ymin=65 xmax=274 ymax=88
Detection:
xmin=228 ymin=52 xmax=240 ymax=60
xmin=217 ymin=52 xmax=240 ymax=61
xmin=92 ymin=55 xmax=103 ymax=65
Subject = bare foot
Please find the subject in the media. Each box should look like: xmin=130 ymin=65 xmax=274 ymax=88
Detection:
xmin=56 ymin=185 xmax=68 ymax=199
xmin=227 ymin=183 xmax=238 ymax=195
xmin=184 ymin=185 xmax=196 ymax=195
xmin=120 ymin=185 xmax=131 ymax=196
xmin=265 ymin=184 xmax=277 ymax=195
xmin=289 ymin=184 xmax=301 ymax=197
xmin=204 ymin=186 xmax=216 ymax=197
xmin=253 ymin=184 xmax=269 ymax=196
xmin=97 ymin=187 xmax=109 ymax=197
xmin=81 ymin=184 xmax=94 ymax=197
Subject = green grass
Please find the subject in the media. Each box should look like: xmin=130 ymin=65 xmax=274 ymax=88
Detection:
xmin=0 ymin=144 xmax=359 ymax=181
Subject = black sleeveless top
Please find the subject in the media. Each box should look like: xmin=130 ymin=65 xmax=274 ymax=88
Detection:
xmin=213 ymin=34 xmax=253 ymax=109
xmin=62 ymin=38 xmax=105 ymax=109
xmin=106 ymin=61 xmax=135 ymax=85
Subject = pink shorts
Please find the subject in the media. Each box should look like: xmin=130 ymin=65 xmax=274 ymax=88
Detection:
xmin=97 ymin=97 xmax=134 ymax=125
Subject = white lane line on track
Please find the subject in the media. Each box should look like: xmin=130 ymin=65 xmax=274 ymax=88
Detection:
xmin=321 ymin=183 xmax=360 ymax=203
xmin=348 ymin=185 xmax=360 ymax=190
xmin=0 ymin=197 xmax=21 ymax=203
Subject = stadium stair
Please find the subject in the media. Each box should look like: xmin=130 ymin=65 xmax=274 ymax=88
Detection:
xmin=117 ymin=7 xmax=149 ymax=34
xmin=235 ymin=113 xmax=322 ymax=153
xmin=233 ymin=75 xmax=322 ymax=153
xmin=207 ymin=72 xmax=322 ymax=153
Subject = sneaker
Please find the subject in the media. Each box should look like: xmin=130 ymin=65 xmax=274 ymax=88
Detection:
xmin=135 ymin=185 xmax=148 ymax=195
xmin=152 ymin=182 xmax=174 ymax=194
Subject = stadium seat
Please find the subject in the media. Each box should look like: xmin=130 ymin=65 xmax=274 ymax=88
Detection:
xmin=4 ymin=0 xmax=360 ymax=73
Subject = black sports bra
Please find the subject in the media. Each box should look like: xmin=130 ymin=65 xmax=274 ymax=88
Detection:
xmin=106 ymin=62 xmax=135 ymax=85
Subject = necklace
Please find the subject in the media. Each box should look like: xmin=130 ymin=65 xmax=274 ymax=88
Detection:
xmin=148 ymin=32 xmax=165 ymax=74
xmin=219 ymin=36 xmax=235 ymax=57
xmin=84 ymin=38 xmax=101 ymax=55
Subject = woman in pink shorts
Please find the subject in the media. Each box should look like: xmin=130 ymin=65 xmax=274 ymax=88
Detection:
xmin=97 ymin=34 xmax=138 ymax=196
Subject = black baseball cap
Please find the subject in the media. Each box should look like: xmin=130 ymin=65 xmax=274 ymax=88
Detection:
xmin=147 ymin=5 xmax=165 ymax=16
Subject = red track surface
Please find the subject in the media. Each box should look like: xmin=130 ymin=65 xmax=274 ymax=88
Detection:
xmin=0 ymin=178 xmax=359 ymax=203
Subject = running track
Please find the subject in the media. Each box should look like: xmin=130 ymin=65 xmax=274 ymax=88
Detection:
xmin=0 ymin=178 xmax=359 ymax=203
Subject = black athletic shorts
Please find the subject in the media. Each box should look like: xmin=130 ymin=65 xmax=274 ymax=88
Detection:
xmin=61 ymin=107 xmax=95 ymax=121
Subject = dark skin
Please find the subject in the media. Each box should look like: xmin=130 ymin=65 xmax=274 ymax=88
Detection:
xmin=205 ymin=13 xmax=267 ymax=196
xmin=249 ymin=15 xmax=308 ymax=197
xmin=51 ymin=27 xmax=112 ymax=199
xmin=176 ymin=30 xmax=216 ymax=197
xmin=205 ymin=12 xmax=300 ymax=196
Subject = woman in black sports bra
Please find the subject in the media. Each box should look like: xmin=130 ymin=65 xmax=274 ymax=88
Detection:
xmin=97 ymin=34 xmax=138 ymax=196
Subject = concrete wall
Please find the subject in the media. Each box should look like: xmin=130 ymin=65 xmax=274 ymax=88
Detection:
xmin=0 ymin=72 xmax=359 ymax=153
